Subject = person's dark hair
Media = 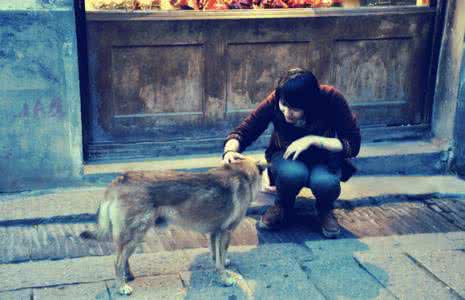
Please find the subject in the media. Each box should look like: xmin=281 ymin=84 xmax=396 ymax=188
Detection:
xmin=275 ymin=68 xmax=320 ymax=113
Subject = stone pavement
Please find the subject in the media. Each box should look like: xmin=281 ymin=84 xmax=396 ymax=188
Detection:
xmin=0 ymin=233 xmax=464 ymax=299
xmin=1 ymin=196 xmax=465 ymax=265
xmin=1 ymin=175 xmax=465 ymax=225
xmin=1 ymin=174 xmax=465 ymax=299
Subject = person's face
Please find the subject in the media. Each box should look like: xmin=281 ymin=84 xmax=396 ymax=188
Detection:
xmin=279 ymin=100 xmax=304 ymax=124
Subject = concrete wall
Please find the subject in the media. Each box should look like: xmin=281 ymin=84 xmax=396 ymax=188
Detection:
xmin=451 ymin=38 xmax=465 ymax=177
xmin=431 ymin=0 xmax=465 ymax=142
xmin=0 ymin=0 xmax=83 ymax=192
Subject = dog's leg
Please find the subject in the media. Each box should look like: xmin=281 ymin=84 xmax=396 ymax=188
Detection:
xmin=220 ymin=230 xmax=232 ymax=268
xmin=215 ymin=231 xmax=235 ymax=286
xmin=115 ymin=241 xmax=135 ymax=296
xmin=124 ymin=257 xmax=135 ymax=282
xmin=209 ymin=232 xmax=217 ymax=264
xmin=114 ymin=229 xmax=147 ymax=295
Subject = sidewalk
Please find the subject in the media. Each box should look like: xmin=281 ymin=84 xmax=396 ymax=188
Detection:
xmin=0 ymin=174 xmax=465 ymax=299
xmin=1 ymin=175 xmax=465 ymax=225
xmin=1 ymin=233 xmax=464 ymax=299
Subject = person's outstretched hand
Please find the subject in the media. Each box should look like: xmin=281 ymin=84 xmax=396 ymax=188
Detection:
xmin=223 ymin=151 xmax=245 ymax=164
xmin=284 ymin=135 xmax=318 ymax=160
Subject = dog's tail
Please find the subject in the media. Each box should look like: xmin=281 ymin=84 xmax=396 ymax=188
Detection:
xmin=80 ymin=176 xmax=126 ymax=240
xmin=80 ymin=200 xmax=112 ymax=241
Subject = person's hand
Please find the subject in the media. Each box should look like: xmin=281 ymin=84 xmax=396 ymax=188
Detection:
xmin=223 ymin=151 xmax=245 ymax=164
xmin=283 ymin=135 xmax=318 ymax=160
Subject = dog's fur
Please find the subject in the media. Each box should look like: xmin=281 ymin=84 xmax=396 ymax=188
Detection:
xmin=80 ymin=157 xmax=266 ymax=295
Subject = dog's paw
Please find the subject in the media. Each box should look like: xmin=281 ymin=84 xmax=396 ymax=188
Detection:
xmin=118 ymin=283 xmax=134 ymax=295
xmin=220 ymin=273 xmax=236 ymax=287
xmin=219 ymin=270 xmax=242 ymax=287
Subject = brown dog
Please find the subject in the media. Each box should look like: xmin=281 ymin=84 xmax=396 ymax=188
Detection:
xmin=80 ymin=157 xmax=266 ymax=295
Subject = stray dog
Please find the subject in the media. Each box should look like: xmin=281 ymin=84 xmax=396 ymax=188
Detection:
xmin=80 ymin=157 xmax=266 ymax=295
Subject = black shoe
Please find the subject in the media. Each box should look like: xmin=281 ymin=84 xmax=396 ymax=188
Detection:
xmin=319 ymin=210 xmax=341 ymax=239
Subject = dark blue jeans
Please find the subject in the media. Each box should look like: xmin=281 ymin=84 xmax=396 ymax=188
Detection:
xmin=269 ymin=149 xmax=342 ymax=214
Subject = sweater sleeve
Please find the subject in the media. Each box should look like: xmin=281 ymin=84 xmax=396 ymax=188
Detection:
xmin=224 ymin=92 xmax=275 ymax=152
xmin=330 ymin=89 xmax=361 ymax=158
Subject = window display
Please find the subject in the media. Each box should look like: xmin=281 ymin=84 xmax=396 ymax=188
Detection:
xmin=85 ymin=0 xmax=429 ymax=10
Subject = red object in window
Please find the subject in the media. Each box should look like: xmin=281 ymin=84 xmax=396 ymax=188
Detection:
xmin=225 ymin=0 xmax=254 ymax=9
xmin=261 ymin=0 xmax=288 ymax=8
xmin=170 ymin=0 xmax=199 ymax=9
xmin=287 ymin=0 xmax=314 ymax=8
xmin=200 ymin=0 xmax=229 ymax=9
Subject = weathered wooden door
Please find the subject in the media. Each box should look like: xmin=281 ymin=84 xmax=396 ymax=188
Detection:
xmin=84 ymin=7 xmax=437 ymax=161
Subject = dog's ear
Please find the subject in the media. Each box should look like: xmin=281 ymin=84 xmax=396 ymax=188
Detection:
xmin=256 ymin=160 xmax=268 ymax=174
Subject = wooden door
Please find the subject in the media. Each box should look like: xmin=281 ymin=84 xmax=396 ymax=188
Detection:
xmin=84 ymin=8 xmax=437 ymax=161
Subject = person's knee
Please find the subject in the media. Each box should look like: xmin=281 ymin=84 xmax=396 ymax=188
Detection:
xmin=310 ymin=170 xmax=341 ymax=200
xmin=273 ymin=160 xmax=308 ymax=188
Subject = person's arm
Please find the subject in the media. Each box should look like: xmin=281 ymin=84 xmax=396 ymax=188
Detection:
xmin=331 ymin=89 xmax=361 ymax=158
xmin=223 ymin=92 xmax=275 ymax=162
xmin=311 ymin=136 xmax=343 ymax=152
xmin=284 ymin=88 xmax=360 ymax=160
xmin=283 ymin=135 xmax=343 ymax=160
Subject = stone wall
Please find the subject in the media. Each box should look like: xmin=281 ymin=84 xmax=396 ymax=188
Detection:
xmin=451 ymin=38 xmax=465 ymax=177
xmin=432 ymin=0 xmax=465 ymax=142
xmin=0 ymin=0 xmax=83 ymax=192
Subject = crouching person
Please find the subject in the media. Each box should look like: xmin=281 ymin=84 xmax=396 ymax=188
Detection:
xmin=222 ymin=68 xmax=361 ymax=238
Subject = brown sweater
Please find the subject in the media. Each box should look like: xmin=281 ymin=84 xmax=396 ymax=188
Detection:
xmin=225 ymin=85 xmax=361 ymax=181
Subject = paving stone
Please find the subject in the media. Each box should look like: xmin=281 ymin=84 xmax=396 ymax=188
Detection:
xmin=231 ymin=219 xmax=260 ymax=246
xmin=234 ymin=256 xmax=326 ymax=300
xmin=4 ymin=197 xmax=465 ymax=265
xmin=392 ymin=233 xmax=460 ymax=251
xmin=65 ymin=223 xmax=109 ymax=258
xmin=0 ymin=256 xmax=112 ymax=292
xmin=420 ymin=206 xmax=461 ymax=232
xmin=402 ymin=206 xmax=443 ymax=233
xmin=305 ymin=233 xmax=465 ymax=259
xmin=180 ymin=270 xmax=249 ymax=300
xmin=140 ymin=227 xmax=166 ymax=253
xmin=182 ymin=243 xmax=314 ymax=273
xmin=30 ymin=224 xmax=61 ymax=260
xmin=180 ymin=246 xmax=322 ymax=299
xmin=107 ymin=275 xmax=185 ymax=300
xmin=236 ymin=257 xmax=308 ymax=283
xmin=0 ymin=226 xmax=32 ymax=264
xmin=440 ymin=211 xmax=465 ymax=229
xmin=8 ymin=226 xmax=32 ymax=263
xmin=408 ymin=249 xmax=465 ymax=298
xmin=33 ymin=282 xmax=110 ymax=300
xmin=0 ymin=227 xmax=9 ymax=263
xmin=304 ymin=236 xmax=399 ymax=258
xmin=0 ymin=252 xmax=190 ymax=292
xmin=129 ymin=250 xmax=192 ymax=277
xmin=445 ymin=231 xmax=465 ymax=242
xmin=354 ymin=251 xmax=460 ymax=299
xmin=245 ymin=279 xmax=325 ymax=300
xmin=302 ymin=255 xmax=396 ymax=300
xmin=0 ymin=288 xmax=32 ymax=300
xmin=239 ymin=243 xmax=313 ymax=263
xmin=0 ymin=188 xmax=105 ymax=222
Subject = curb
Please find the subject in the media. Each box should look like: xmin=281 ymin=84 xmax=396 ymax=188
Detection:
xmin=1 ymin=192 xmax=464 ymax=227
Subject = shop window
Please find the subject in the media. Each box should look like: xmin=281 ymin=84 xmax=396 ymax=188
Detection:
xmin=85 ymin=0 xmax=430 ymax=10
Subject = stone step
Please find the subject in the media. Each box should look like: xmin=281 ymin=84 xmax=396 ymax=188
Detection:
xmin=1 ymin=175 xmax=464 ymax=226
xmin=83 ymin=140 xmax=450 ymax=177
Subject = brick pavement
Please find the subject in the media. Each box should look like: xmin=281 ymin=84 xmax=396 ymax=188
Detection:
xmin=1 ymin=196 xmax=464 ymax=265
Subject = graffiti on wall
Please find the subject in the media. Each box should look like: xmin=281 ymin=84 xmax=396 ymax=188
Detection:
xmin=15 ymin=96 xmax=65 ymax=119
